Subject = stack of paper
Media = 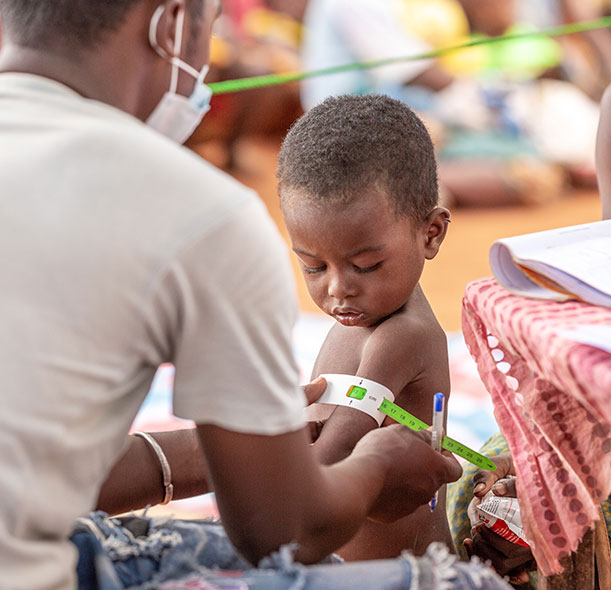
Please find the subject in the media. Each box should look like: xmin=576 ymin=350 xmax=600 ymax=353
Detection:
xmin=489 ymin=220 xmax=611 ymax=308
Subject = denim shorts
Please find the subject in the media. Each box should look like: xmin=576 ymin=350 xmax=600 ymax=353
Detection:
xmin=71 ymin=511 xmax=511 ymax=590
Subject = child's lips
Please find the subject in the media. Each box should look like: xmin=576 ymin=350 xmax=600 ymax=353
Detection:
xmin=333 ymin=309 xmax=367 ymax=326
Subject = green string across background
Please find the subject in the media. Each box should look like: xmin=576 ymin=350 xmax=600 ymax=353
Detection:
xmin=208 ymin=16 xmax=611 ymax=95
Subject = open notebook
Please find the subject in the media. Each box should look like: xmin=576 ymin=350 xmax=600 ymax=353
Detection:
xmin=489 ymin=220 xmax=611 ymax=307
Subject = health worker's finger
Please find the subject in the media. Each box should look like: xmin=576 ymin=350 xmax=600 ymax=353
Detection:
xmin=413 ymin=428 xmax=432 ymax=445
xmin=441 ymin=451 xmax=463 ymax=483
xmin=302 ymin=376 xmax=327 ymax=406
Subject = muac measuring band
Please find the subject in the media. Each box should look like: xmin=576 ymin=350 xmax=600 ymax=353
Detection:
xmin=316 ymin=374 xmax=496 ymax=471
xmin=208 ymin=16 xmax=611 ymax=95
xmin=377 ymin=398 xmax=497 ymax=471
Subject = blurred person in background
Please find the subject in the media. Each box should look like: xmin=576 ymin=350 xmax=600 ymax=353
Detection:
xmin=595 ymin=82 xmax=611 ymax=219
xmin=300 ymin=0 xmax=603 ymax=208
xmin=521 ymin=0 xmax=611 ymax=102
xmin=187 ymin=0 xmax=308 ymax=168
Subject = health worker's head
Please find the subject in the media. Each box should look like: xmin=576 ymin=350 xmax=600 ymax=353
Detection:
xmin=0 ymin=0 xmax=220 ymax=125
xmin=278 ymin=94 xmax=450 ymax=327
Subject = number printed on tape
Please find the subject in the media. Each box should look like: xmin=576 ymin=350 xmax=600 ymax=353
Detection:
xmin=378 ymin=399 xmax=496 ymax=471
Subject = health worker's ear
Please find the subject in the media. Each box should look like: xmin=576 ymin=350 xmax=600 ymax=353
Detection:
xmin=423 ymin=207 xmax=450 ymax=260
xmin=148 ymin=0 xmax=186 ymax=60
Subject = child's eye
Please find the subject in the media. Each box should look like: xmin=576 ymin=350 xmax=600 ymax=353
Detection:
xmin=304 ymin=264 xmax=326 ymax=274
xmin=354 ymin=262 xmax=382 ymax=273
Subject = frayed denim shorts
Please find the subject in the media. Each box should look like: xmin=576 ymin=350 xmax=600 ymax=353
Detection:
xmin=71 ymin=511 xmax=511 ymax=590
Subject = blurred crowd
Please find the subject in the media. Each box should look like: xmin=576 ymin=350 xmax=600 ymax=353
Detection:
xmin=2 ymin=0 xmax=606 ymax=206
xmin=193 ymin=0 xmax=611 ymax=207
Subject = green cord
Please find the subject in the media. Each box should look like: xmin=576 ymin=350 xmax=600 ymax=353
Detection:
xmin=208 ymin=16 xmax=611 ymax=95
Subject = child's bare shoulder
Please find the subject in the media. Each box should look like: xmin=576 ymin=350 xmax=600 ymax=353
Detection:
xmin=356 ymin=291 xmax=447 ymax=393
xmin=368 ymin=291 xmax=445 ymax=356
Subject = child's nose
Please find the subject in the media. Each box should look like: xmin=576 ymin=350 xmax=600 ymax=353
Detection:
xmin=327 ymin=273 xmax=357 ymax=300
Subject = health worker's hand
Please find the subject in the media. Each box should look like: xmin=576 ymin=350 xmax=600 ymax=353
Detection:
xmin=353 ymin=424 xmax=462 ymax=523
xmin=303 ymin=376 xmax=327 ymax=405
xmin=302 ymin=376 xmax=328 ymax=442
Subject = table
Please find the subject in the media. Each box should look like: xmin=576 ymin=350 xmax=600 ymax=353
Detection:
xmin=462 ymin=278 xmax=611 ymax=582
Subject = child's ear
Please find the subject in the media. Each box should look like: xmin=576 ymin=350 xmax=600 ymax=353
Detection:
xmin=423 ymin=207 xmax=451 ymax=260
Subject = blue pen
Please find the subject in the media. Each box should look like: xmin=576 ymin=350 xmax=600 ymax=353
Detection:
xmin=429 ymin=392 xmax=445 ymax=511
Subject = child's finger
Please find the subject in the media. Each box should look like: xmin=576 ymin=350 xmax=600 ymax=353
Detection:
xmin=509 ymin=570 xmax=532 ymax=585
xmin=492 ymin=477 xmax=517 ymax=497
xmin=473 ymin=452 xmax=514 ymax=497
xmin=472 ymin=473 xmax=498 ymax=497
xmin=463 ymin=538 xmax=474 ymax=559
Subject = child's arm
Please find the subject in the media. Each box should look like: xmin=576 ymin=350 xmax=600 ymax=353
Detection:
xmin=309 ymin=316 xmax=455 ymax=560
xmin=312 ymin=316 xmax=449 ymax=465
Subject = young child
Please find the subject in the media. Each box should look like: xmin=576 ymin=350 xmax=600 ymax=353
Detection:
xmin=277 ymin=93 xmax=453 ymax=560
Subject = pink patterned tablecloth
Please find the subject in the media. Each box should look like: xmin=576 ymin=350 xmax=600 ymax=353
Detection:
xmin=462 ymin=278 xmax=611 ymax=576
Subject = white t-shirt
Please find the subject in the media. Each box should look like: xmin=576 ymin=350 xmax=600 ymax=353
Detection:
xmin=0 ymin=73 xmax=306 ymax=590
xmin=301 ymin=0 xmax=432 ymax=110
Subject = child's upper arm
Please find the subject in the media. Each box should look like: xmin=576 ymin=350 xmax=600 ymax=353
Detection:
xmin=312 ymin=317 xmax=444 ymax=464
xmin=360 ymin=317 xmax=449 ymax=426
xmin=354 ymin=316 xmax=428 ymax=396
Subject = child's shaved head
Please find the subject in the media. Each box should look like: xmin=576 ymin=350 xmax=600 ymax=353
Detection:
xmin=278 ymin=94 xmax=439 ymax=223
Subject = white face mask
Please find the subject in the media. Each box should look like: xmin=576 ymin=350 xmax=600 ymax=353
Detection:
xmin=146 ymin=5 xmax=212 ymax=144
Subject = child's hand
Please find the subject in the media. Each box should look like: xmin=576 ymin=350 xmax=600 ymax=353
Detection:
xmin=355 ymin=425 xmax=462 ymax=522
xmin=472 ymin=452 xmax=515 ymax=498
xmin=464 ymin=525 xmax=535 ymax=584
xmin=465 ymin=452 xmax=534 ymax=585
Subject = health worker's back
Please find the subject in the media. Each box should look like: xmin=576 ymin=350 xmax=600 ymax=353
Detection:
xmin=0 ymin=72 xmax=303 ymax=590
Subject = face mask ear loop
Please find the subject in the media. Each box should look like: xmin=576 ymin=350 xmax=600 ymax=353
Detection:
xmin=196 ymin=65 xmax=210 ymax=85
xmin=149 ymin=5 xmax=184 ymax=94
xmin=171 ymin=58 xmax=201 ymax=80
xmin=169 ymin=8 xmax=185 ymax=94
xmin=149 ymin=6 xmax=168 ymax=59
xmin=149 ymin=4 xmax=208 ymax=96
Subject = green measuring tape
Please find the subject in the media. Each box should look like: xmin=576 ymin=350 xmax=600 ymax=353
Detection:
xmin=378 ymin=398 xmax=497 ymax=471
xmin=209 ymin=16 xmax=611 ymax=95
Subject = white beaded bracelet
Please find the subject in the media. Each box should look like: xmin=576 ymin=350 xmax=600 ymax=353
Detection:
xmin=132 ymin=431 xmax=174 ymax=505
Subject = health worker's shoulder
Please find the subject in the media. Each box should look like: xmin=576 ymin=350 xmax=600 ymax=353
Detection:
xmin=78 ymin=111 xmax=265 ymax=247
xmin=7 ymin=75 xmax=254 ymax=215
xmin=62 ymin=95 xmax=278 ymax=267
xmin=82 ymin=110 xmax=250 ymax=205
